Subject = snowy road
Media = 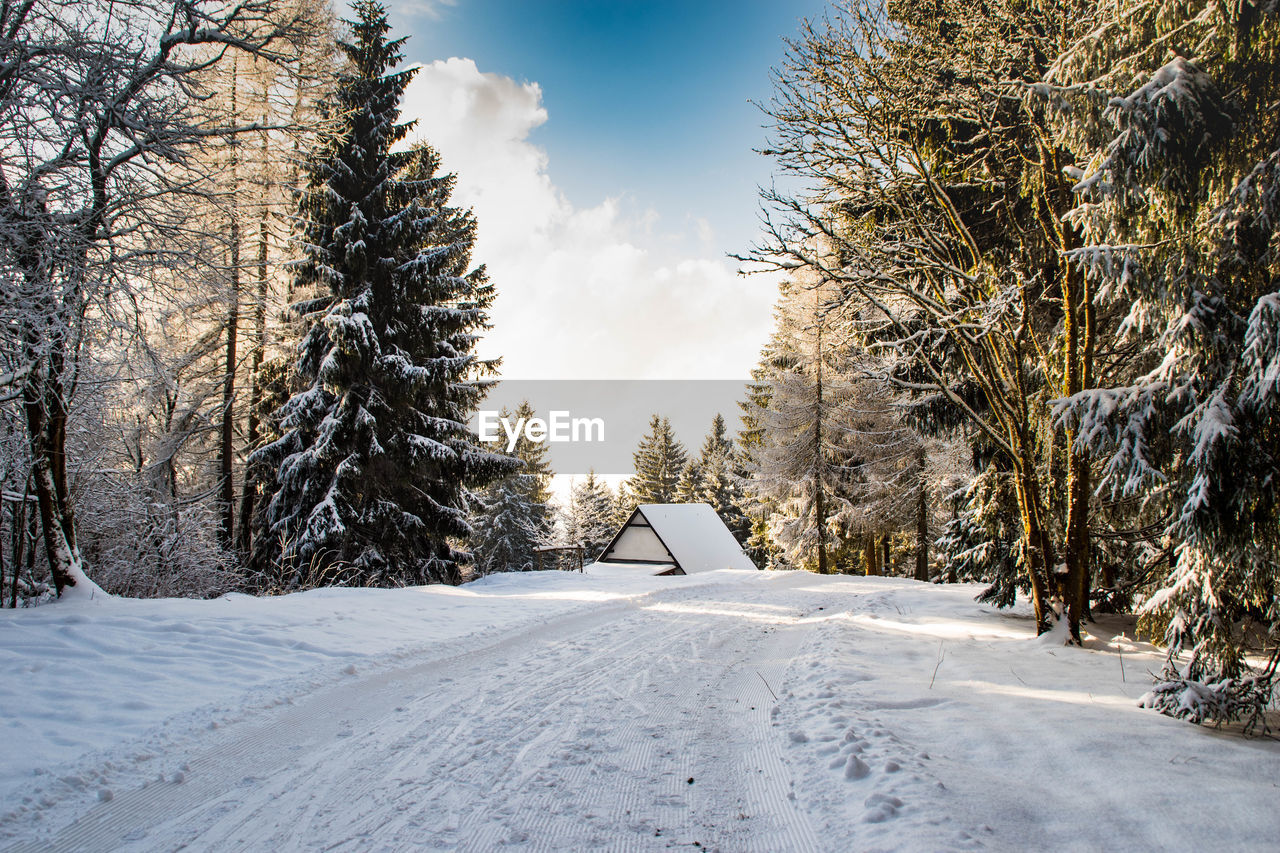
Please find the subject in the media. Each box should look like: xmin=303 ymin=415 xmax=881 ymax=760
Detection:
xmin=10 ymin=573 xmax=840 ymax=851
xmin=7 ymin=570 xmax=1280 ymax=852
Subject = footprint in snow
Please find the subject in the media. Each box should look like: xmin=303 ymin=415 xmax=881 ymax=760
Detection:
xmin=863 ymin=792 xmax=903 ymax=822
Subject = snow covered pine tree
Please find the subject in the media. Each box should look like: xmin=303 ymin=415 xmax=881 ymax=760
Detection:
xmin=247 ymin=0 xmax=514 ymax=588
xmin=470 ymin=402 xmax=556 ymax=576
xmin=624 ymin=415 xmax=688 ymax=507
xmin=564 ymin=471 xmax=618 ymax=560
xmin=685 ymin=414 xmax=751 ymax=544
xmin=1047 ymin=0 xmax=1280 ymax=727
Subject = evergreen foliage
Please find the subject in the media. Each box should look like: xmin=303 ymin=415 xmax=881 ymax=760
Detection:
xmin=624 ymin=415 xmax=688 ymax=506
xmin=564 ymin=470 xmax=617 ymax=560
xmin=470 ymin=402 xmax=555 ymax=576
xmin=935 ymin=466 xmax=1024 ymax=602
xmin=1046 ymin=0 xmax=1280 ymax=711
xmin=688 ymin=414 xmax=751 ymax=544
xmin=247 ymin=0 xmax=513 ymax=589
xmin=750 ymin=0 xmax=1279 ymax=723
xmin=744 ymin=273 xmax=867 ymax=574
xmin=469 ymin=473 xmax=546 ymax=576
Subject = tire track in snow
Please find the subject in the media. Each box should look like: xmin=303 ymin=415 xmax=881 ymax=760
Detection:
xmin=5 ymin=588 xmax=681 ymax=853
xmin=445 ymin=618 xmax=713 ymax=851
xmin=473 ymin=573 xmax=823 ymax=852
xmin=7 ymin=572 xmax=826 ymax=852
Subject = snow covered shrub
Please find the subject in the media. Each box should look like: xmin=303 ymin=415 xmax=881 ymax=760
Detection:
xmin=74 ymin=471 xmax=239 ymax=599
xmin=1139 ymin=654 xmax=1276 ymax=735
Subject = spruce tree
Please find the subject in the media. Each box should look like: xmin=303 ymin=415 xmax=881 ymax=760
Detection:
xmin=674 ymin=459 xmax=704 ymax=503
xmin=1048 ymin=0 xmax=1280 ymax=717
xmin=247 ymin=0 xmax=513 ymax=588
xmin=744 ymin=273 xmax=862 ymax=575
xmin=564 ymin=470 xmax=617 ymax=560
xmin=504 ymin=400 xmax=553 ymax=506
xmin=737 ymin=366 xmax=787 ymax=568
xmin=692 ymin=414 xmax=750 ymax=543
xmin=624 ymin=415 xmax=688 ymax=506
xmin=470 ymin=473 xmax=546 ymax=575
xmin=470 ymin=402 xmax=555 ymax=575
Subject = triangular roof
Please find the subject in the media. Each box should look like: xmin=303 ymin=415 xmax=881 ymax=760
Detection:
xmin=596 ymin=503 xmax=756 ymax=574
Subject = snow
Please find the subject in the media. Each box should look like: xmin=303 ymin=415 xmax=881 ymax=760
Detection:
xmin=584 ymin=560 xmax=676 ymax=577
xmin=2 ymin=572 xmax=1278 ymax=850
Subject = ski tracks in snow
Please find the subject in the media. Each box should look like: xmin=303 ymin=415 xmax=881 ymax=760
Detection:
xmin=7 ymin=574 xmax=977 ymax=852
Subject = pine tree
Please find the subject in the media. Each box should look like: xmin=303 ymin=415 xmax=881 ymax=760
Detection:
xmin=611 ymin=480 xmax=635 ymax=528
xmin=736 ymin=364 xmax=787 ymax=569
xmin=692 ymin=413 xmax=750 ymax=544
xmin=504 ymin=401 xmax=553 ymax=506
xmin=470 ymin=401 xmax=555 ymax=575
xmin=936 ymin=464 xmax=1023 ymax=598
xmin=470 ymin=473 xmax=545 ymax=576
xmin=1047 ymin=0 xmax=1280 ymax=718
xmin=744 ymin=272 xmax=861 ymax=575
xmin=674 ymin=459 xmax=704 ymax=503
xmin=564 ymin=470 xmax=617 ymax=560
xmin=247 ymin=0 xmax=513 ymax=588
xmin=624 ymin=415 xmax=688 ymax=506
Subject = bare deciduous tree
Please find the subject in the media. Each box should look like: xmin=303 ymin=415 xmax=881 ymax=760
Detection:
xmin=0 ymin=0 xmax=319 ymax=595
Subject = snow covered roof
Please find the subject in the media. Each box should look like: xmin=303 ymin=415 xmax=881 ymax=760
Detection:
xmin=596 ymin=503 xmax=756 ymax=575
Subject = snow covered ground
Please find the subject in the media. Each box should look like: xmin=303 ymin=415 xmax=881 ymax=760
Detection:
xmin=2 ymin=569 xmax=1277 ymax=851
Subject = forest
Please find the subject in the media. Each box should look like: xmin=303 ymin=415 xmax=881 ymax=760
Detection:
xmin=2 ymin=0 xmax=1279 ymax=731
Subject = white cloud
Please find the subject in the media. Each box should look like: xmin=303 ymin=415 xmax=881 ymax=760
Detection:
xmin=395 ymin=0 xmax=458 ymax=21
xmin=692 ymin=216 xmax=715 ymax=245
xmin=400 ymin=58 xmax=780 ymax=379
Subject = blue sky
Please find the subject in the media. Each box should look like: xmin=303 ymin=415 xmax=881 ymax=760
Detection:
xmin=387 ymin=0 xmax=829 ymax=379
xmin=392 ymin=0 xmax=825 ymax=253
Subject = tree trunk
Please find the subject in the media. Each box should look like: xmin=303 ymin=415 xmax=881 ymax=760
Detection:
xmin=813 ymin=297 xmax=829 ymax=575
xmin=8 ymin=484 xmax=28 ymax=607
xmin=30 ymin=450 xmax=79 ymax=595
xmin=863 ymin=532 xmax=880 ymax=576
xmin=1063 ymin=450 xmax=1090 ymax=642
xmin=218 ymin=65 xmax=242 ymax=550
xmin=22 ymin=358 xmax=82 ymax=595
xmin=12 ymin=506 xmax=32 ymax=607
xmin=0 ymin=505 xmax=6 ymax=608
xmin=814 ymin=476 xmax=828 ymax=575
xmin=1012 ymin=445 xmax=1054 ymax=634
xmin=218 ymin=219 xmax=240 ymax=548
xmin=914 ymin=464 xmax=929 ymax=581
xmin=1058 ymin=249 xmax=1094 ymax=644
xmin=236 ymin=183 xmax=271 ymax=555
xmin=1048 ymin=143 xmax=1095 ymax=645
